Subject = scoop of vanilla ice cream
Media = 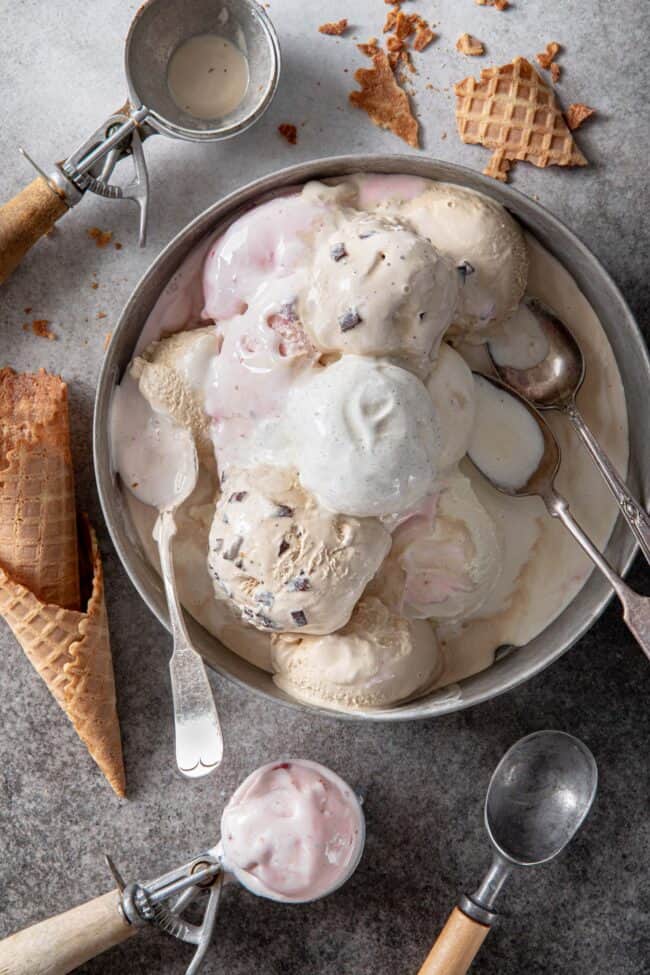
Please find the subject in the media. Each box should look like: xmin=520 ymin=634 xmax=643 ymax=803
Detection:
xmin=376 ymin=473 xmax=503 ymax=623
xmin=131 ymin=326 xmax=219 ymax=460
xmin=271 ymin=596 xmax=441 ymax=709
xmin=288 ymin=356 xmax=440 ymax=517
xmin=207 ymin=466 xmax=391 ymax=634
xmin=301 ymin=212 xmax=458 ymax=364
xmin=426 ymin=343 xmax=476 ymax=470
xmin=401 ymin=184 xmax=528 ymax=338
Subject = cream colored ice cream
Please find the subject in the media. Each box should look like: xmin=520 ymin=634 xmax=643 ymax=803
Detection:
xmin=111 ymin=173 xmax=629 ymax=715
xmin=375 ymin=474 xmax=503 ymax=623
xmin=301 ymin=212 xmax=458 ymax=367
xmin=272 ymin=596 xmax=441 ymax=709
xmin=207 ymin=466 xmax=390 ymax=634
xmin=426 ymin=343 xmax=476 ymax=471
xmin=131 ymin=326 xmax=220 ymax=460
xmin=287 ymin=355 xmax=440 ymax=517
xmin=401 ymin=183 xmax=528 ymax=338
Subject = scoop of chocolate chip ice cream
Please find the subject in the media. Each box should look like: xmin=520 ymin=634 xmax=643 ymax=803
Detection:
xmin=300 ymin=212 xmax=458 ymax=366
xmin=207 ymin=466 xmax=391 ymax=634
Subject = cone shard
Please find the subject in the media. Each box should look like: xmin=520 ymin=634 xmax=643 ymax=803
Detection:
xmin=455 ymin=57 xmax=587 ymax=180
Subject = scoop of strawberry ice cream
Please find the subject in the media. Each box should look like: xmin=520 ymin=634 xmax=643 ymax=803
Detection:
xmin=375 ymin=473 xmax=503 ymax=623
xmin=202 ymin=193 xmax=332 ymax=321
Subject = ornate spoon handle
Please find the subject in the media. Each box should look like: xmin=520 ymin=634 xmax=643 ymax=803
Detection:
xmin=566 ymin=402 xmax=650 ymax=564
xmin=545 ymin=491 xmax=650 ymax=661
xmin=155 ymin=509 xmax=223 ymax=777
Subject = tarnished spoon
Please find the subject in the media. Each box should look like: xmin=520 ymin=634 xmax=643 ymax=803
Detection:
xmin=468 ymin=373 xmax=650 ymax=660
xmin=488 ymin=297 xmax=650 ymax=564
xmin=111 ymin=379 xmax=223 ymax=776
xmin=418 ymin=731 xmax=597 ymax=975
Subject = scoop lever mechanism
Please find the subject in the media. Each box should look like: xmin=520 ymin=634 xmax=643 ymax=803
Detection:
xmin=18 ymin=101 xmax=152 ymax=246
xmin=0 ymin=844 xmax=225 ymax=975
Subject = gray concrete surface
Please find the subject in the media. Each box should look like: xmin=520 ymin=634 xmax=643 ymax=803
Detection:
xmin=1 ymin=0 xmax=649 ymax=972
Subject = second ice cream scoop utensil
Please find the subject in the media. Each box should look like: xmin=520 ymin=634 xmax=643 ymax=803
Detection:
xmin=468 ymin=373 xmax=650 ymax=661
xmin=0 ymin=760 xmax=364 ymax=975
xmin=0 ymin=0 xmax=280 ymax=283
xmin=488 ymin=298 xmax=650 ymax=564
xmin=418 ymin=731 xmax=597 ymax=975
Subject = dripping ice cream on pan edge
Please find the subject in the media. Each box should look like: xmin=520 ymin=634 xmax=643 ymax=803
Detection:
xmin=109 ymin=171 xmax=629 ymax=714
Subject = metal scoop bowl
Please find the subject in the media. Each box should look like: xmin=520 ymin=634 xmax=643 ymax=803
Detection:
xmin=0 ymin=0 xmax=280 ymax=282
xmin=418 ymin=731 xmax=597 ymax=975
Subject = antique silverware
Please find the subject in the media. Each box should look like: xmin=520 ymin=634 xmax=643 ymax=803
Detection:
xmin=488 ymin=297 xmax=650 ymax=564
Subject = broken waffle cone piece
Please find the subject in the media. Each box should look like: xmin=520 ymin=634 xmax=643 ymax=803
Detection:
xmin=0 ymin=368 xmax=79 ymax=609
xmin=454 ymin=56 xmax=587 ymax=180
xmin=0 ymin=516 xmax=125 ymax=796
xmin=349 ymin=47 xmax=419 ymax=147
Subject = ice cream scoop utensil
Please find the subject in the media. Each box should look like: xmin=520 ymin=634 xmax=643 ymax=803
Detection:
xmin=418 ymin=730 xmax=597 ymax=975
xmin=488 ymin=298 xmax=650 ymax=564
xmin=0 ymin=0 xmax=280 ymax=283
xmin=0 ymin=761 xmax=365 ymax=975
xmin=151 ymin=428 xmax=223 ymax=777
xmin=469 ymin=373 xmax=650 ymax=661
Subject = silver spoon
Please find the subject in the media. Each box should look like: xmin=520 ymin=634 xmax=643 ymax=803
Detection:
xmin=488 ymin=298 xmax=650 ymax=564
xmin=418 ymin=730 xmax=597 ymax=975
xmin=150 ymin=427 xmax=223 ymax=777
xmin=112 ymin=376 xmax=223 ymax=777
xmin=468 ymin=373 xmax=650 ymax=660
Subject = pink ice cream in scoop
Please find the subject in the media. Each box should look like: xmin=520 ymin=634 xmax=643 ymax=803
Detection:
xmin=221 ymin=759 xmax=365 ymax=902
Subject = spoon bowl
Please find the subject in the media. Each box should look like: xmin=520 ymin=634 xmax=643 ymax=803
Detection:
xmin=485 ymin=730 xmax=597 ymax=867
xmin=488 ymin=298 xmax=584 ymax=408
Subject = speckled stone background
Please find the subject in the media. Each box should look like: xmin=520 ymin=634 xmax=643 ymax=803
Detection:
xmin=1 ymin=1 xmax=649 ymax=972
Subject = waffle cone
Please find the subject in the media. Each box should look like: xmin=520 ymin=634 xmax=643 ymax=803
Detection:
xmin=0 ymin=368 xmax=80 ymax=609
xmin=454 ymin=56 xmax=587 ymax=180
xmin=0 ymin=516 xmax=125 ymax=796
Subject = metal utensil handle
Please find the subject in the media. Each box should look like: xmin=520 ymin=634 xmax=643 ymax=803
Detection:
xmin=566 ymin=403 xmax=650 ymax=564
xmin=546 ymin=492 xmax=650 ymax=661
xmin=156 ymin=510 xmax=223 ymax=775
xmin=0 ymin=890 xmax=134 ymax=975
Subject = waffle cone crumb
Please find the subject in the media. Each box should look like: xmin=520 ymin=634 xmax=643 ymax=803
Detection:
xmin=319 ymin=19 xmax=348 ymax=36
xmin=536 ymin=41 xmax=561 ymax=70
xmin=278 ymin=123 xmax=298 ymax=145
xmin=566 ymin=103 xmax=595 ymax=130
xmin=456 ymin=33 xmax=485 ymax=56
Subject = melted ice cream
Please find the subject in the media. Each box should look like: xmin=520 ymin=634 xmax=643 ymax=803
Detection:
xmin=112 ymin=174 xmax=629 ymax=710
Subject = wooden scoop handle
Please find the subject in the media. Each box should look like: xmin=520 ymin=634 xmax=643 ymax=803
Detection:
xmin=0 ymin=177 xmax=68 ymax=284
xmin=417 ymin=907 xmax=491 ymax=975
xmin=0 ymin=889 xmax=136 ymax=975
